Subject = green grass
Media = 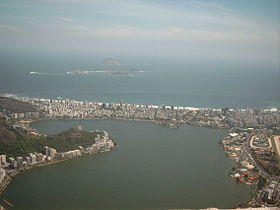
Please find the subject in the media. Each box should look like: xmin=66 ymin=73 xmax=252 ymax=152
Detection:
xmin=271 ymin=135 xmax=280 ymax=163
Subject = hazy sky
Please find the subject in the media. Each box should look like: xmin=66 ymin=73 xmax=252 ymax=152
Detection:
xmin=0 ymin=0 xmax=279 ymax=64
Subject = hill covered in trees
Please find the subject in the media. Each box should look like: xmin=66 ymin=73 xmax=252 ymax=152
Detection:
xmin=0 ymin=96 xmax=37 ymax=113
xmin=0 ymin=120 xmax=100 ymax=157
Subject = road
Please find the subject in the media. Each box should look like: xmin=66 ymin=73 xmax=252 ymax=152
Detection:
xmin=246 ymin=135 xmax=269 ymax=178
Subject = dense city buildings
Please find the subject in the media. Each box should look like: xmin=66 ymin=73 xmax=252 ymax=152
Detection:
xmin=1 ymin=94 xmax=279 ymax=130
xmin=0 ymin=129 xmax=115 ymax=171
xmin=223 ymin=130 xmax=280 ymax=206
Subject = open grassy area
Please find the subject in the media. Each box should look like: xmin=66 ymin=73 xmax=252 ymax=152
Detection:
xmin=271 ymin=135 xmax=280 ymax=163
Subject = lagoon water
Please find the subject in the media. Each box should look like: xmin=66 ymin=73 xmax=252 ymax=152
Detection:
xmin=1 ymin=120 xmax=254 ymax=209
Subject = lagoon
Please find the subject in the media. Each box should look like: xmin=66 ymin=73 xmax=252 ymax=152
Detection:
xmin=1 ymin=120 xmax=254 ymax=209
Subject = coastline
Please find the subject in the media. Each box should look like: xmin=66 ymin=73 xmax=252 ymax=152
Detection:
xmin=0 ymin=95 xmax=279 ymax=208
xmin=0 ymin=119 xmax=119 ymax=201
xmin=0 ymin=122 xmax=269 ymax=208
xmin=4 ymin=119 xmax=249 ymax=209
xmin=0 ymin=146 xmax=118 ymax=195
xmin=26 ymin=119 xmax=278 ymax=208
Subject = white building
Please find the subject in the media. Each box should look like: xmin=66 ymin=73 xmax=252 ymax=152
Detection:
xmin=0 ymin=168 xmax=6 ymax=183
xmin=0 ymin=155 xmax=7 ymax=167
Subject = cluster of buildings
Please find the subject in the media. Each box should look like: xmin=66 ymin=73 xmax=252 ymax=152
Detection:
xmin=84 ymin=130 xmax=115 ymax=154
xmin=229 ymin=167 xmax=259 ymax=185
xmin=0 ymin=97 xmax=41 ymax=121
xmin=3 ymin=95 xmax=278 ymax=131
xmin=1 ymin=112 xmax=41 ymax=121
xmin=9 ymin=120 xmax=42 ymax=136
xmin=247 ymin=179 xmax=280 ymax=207
xmin=0 ymin=155 xmax=7 ymax=184
xmin=223 ymin=131 xmax=259 ymax=185
xmin=3 ymin=149 xmax=79 ymax=171
xmin=0 ymin=130 xmax=115 ymax=188
xmin=260 ymin=180 xmax=280 ymax=206
xmin=222 ymin=129 xmax=276 ymax=176
xmin=222 ymin=129 xmax=280 ymax=206
xmin=222 ymin=131 xmax=255 ymax=167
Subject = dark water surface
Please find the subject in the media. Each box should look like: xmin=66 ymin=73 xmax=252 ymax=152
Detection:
xmin=1 ymin=120 xmax=254 ymax=209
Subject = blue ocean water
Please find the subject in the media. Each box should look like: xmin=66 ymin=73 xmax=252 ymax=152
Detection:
xmin=0 ymin=53 xmax=279 ymax=108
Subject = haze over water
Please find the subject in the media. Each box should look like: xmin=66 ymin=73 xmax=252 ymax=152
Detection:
xmin=0 ymin=53 xmax=279 ymax=109
xmin=1 ymin=120 xmax=254 ymax=209
xmin=0 ymin=0 xmax=279 ymax=108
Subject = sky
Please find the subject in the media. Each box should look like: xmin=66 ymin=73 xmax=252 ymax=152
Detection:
xmin=0 ymin=0 xmax=279 ymax=65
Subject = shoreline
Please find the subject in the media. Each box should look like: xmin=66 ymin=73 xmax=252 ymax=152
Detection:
xmin=0 ymin=120 xmax=118 ymax=201
xmin=0 ymin=121 xmax=271 ymax=209
xmin=0 ymin=95 xmax=279 ymax=208
xmin=26 ymin=116 xmax=226 ymax=130
xmin=0 ymin=145 xmax=118 ymax=195
xmin=27 ymin=118 xmax=278 ymax=208
xmin=1 ymin=119 xmax=248 ymax=210
xmin=2 ymin=93 xmax=279 ymax=111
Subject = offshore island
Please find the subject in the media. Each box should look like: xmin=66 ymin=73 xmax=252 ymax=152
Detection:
xmin=0 ymin=94 xmax=280 ymax=209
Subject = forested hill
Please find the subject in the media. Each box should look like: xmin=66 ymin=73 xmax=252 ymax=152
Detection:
xmin=0 ymin=121 xmax=102 ymax=158
xmin=0 ymin=96 xmax=37 ymax=113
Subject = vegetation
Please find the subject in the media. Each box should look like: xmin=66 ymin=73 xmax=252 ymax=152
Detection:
xmin=0 ymin=123 xmax=16 ymax=142
xmin=257 ymin=176 xmax=266 ymax=190
xmin=265 ymin=164 xmax=280 ymax=176
xmin=45 ymin=129 xmax=99 ymax=152
xmin=0 ymin=96 xmax=37 ymax=113
xmin=0 ymin=129 xmax=46 ymax=157
xmin=0 ymin=120 xmax=99 ymax=158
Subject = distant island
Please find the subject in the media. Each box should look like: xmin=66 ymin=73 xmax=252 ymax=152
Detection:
xmin=27 ymin=58 xmax=144 ymax=77
xmin=66 ymin=58 xmax=142 ymax=76
xmin=66 ymin=69 xmax=143 ymax=76
xmin=109 ymin=72 xmax=130 ymax=76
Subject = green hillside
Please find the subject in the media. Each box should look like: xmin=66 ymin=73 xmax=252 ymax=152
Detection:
xmin=0 ymin=121 xmax=99 ymax=158
xmin=0 ymin=96 xmax=37 ymax=113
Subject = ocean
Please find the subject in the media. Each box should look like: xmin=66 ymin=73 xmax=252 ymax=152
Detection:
xmin=0 ymin=53 xmax=279 ymax=108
